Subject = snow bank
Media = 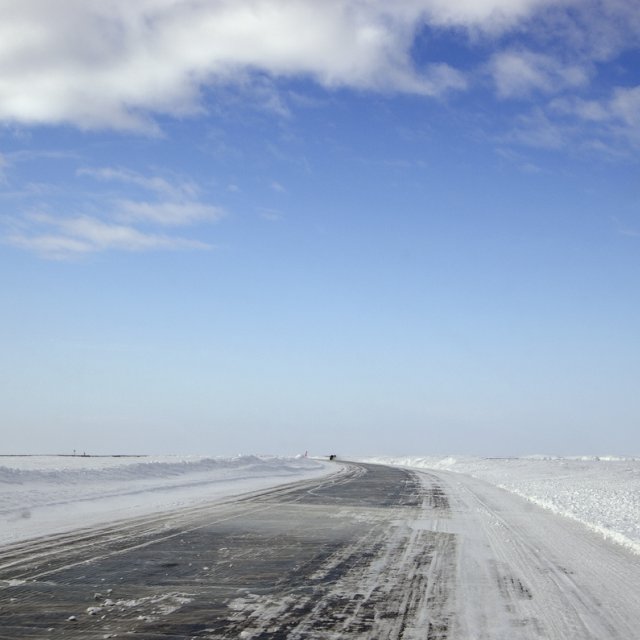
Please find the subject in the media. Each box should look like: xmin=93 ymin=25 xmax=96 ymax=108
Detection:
xmin=357 ymin=455 xmax=640 ymax=555
xmin=0 ymin=455 xmax=333 ymax=546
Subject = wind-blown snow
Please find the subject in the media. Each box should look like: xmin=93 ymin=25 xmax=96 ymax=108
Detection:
xmin=0 ymin=455 xmax=333 ymax=545
xmin=356 ymin=455 xmax=640 ymax=555
xmin=6 ymin=453 xmax=639 ymax=557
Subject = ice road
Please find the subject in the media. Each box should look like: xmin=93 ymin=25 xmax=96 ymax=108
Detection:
xmin=1 ymin=462 xmax=639 ymax=639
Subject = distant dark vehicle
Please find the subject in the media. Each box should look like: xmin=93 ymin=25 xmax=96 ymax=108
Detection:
xmin=329 ymin=454 xmax=337 ymax=461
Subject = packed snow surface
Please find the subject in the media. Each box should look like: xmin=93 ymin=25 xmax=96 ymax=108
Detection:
xmin=0 ymin=455 xmax=333 ymax=545
xmin=357 ymin=455 xmax=640 ymax=555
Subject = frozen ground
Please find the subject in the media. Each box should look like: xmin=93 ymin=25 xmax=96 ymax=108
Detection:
xmin=0 ymin=455 xmax=333 ymax=546
xmin=356 ymin=455 xmax=640 ymax=555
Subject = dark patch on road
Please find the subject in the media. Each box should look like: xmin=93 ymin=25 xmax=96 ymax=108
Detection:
xmin=0 ymin=463 xmax=455 ymax=639
xmin=260 ymin=463 xmax=424 ymax=509
xmin=419 ymin=474 xmax=451 ymax=512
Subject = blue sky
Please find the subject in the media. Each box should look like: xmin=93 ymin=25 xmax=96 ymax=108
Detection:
xmin=1 ymin=1 xmax=639 ymax=456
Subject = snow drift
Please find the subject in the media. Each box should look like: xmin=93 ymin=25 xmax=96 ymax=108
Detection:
xmin=357 ymin=455 xmax=640 ymax=555
xmin=0 ymin=455 xmax=333 ymax=546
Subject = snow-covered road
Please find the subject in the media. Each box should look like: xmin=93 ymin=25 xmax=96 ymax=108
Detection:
xmin=1 ymin=462 xmax=638 ymax=639
xmin=432 ymin=468 xmax=639 ymax=638
xmin=357 ymin=455 xmax=640 ymax=555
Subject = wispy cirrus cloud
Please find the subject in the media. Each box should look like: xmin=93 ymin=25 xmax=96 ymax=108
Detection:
xmin=6 ymin=213 xmax=210 ymax=260
xmin=76 ymin=166 xmax=200 ymax=200
xmin=551 ymin=86 xmax=640 ymax=132
xmin=116 ymin=200 xmax=225 ymax=227
xmin=506 ymin=108 xmax=571 ymax=150
xmin=270 ymin=181 xmax=286 ymax=194
xmin=502 ymin=83 xmax=640 ymax=155
xmin=77 ymin=165 xmax=225 ymax=226
xmin=4 ymin=165 xmax=224 ymax=259
xmin=8 ymin=232 xmax=95 ymax=257
xmin=490 ymin=50 xmax=589 ymax=99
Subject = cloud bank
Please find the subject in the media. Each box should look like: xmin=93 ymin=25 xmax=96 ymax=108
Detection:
xmin=0 ymin=0 xmax=593 ymax=131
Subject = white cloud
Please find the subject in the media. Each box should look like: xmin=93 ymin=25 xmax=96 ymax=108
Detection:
xmin=79 ymin=165 xmax=225 ymax=225
xmin=7 ymin=233 xmax=94 ymax=257
xmin=550 ymin=97 xmax=609 ymax=122
xmin=419 ymin=0 xmax=558 ymax=30
xmin=6 ymin=213 xmax=210 ymax=259
xmin=57 ymin=215 xmax=203 ymax=250
xmin=549 ymin=85 xmax=640 ymax=149
xmin=610 ymin=86 xmax=640 ymax=128
xmin=116 ymin=200 xmax=225 ymax=226
xmin=3 ymin=164 xmax=224 ymax=258
xmin=561 ymin=86 xmax=640 ymax=128
xmin=508 ymin=108 xmax=569 ymax=149
xmin=499 ymin=81 xmax=640 ymax=155
xmin=540 ymin=0 xmax=640 ymax=63
xmin=1 ymin=1 xmax=638 ymax=157
xmin=2 ymin=0 xmax=544 ymax=131
xmin=490 ymin=50 xmax=589 ymax=98
xmin=420 ymin=62 xmax=468 ymax=95
xmin=77 ymin=166 xmax=199 ymax=200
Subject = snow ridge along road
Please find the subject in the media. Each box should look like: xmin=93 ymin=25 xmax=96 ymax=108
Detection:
xmin=1 ymin=461 xmax=639 ymax=639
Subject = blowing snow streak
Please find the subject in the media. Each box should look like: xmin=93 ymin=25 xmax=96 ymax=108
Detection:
xmin=1 ymin=462 xmax=639 ymax=638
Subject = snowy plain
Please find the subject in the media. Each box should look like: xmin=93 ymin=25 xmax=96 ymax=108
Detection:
xmin=357 ymin=455 xmax=640 ymax=555
xmin=0 ymin=455 xmax=334 ymax=546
